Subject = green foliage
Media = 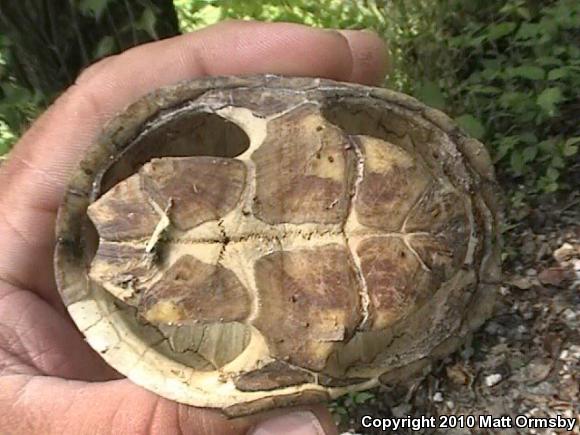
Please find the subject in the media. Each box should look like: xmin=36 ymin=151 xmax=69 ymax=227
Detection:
xmin=330 ymin=390 xmax=376 ymax=425
xmin=175 ymin=0 xmax=388 ymax=33
xmin=397 ymin=0 xmax=580 ymax=192
xmin=0 ymin=0 xmax=179 ymax=152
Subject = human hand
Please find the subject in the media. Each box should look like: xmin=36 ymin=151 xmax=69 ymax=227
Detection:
xmin=0 ymin=20 xmax=388 ymax=434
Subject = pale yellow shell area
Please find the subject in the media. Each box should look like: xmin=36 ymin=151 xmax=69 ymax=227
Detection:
xmin=55 ymin=76 xmax=500 ymax=416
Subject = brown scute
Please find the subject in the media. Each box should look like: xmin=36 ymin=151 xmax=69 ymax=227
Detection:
xmin=234 ymin=361 xmax=315 ymax=391
xmin=87 ymin=175 xmax=159 ymax=241
xmin=321 ymin=99 xmax=415 ymax=153
xmin=89 ymin=241 xmax=156 ymax=302
xmin=252 ymin=245 xmax=362 ymax=371
xmin=408 ymin=234 xmax=457 ymax=282
xmin=252 ymin=104 xmax=354 ymax=224
xmin=155 ymin=322 xmax=251 ymax=369
xmin=140 ymin=157 xmax=247 ymax=231
xmin=92 ymin=241 xmax=146 ymax=265
xmin=355 ymin=137 xmax=430 ymax=231
xmin=404 ymin=182 xmax=467 ymax=234
xmin=357 ymin=237 xmax=436 ymax=329
xmin=399 ymin=181 xmax=470 ymax=269
xmin=194 ymin=322 xmax=251 ymax=368
xmin=140 ymin=255 xmax=251 ymax=325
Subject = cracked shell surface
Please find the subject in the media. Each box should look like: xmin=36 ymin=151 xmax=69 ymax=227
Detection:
xmin=54 ymin=75 xmax=501 ymax=416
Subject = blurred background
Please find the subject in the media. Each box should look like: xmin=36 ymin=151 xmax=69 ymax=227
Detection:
xmin=0 ymin=0 xmax=578 ymax=196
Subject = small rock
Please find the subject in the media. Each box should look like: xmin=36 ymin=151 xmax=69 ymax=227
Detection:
xmin=507 ymin=275 xmax=535 ymax=290
xmin=535 ymin=242 xmax=551 ymax=261
xmin=525 ymin=358 xmax=552 ymax=383
xmin=432 ymin=392 xmax=444 ymax=402
xmin=553 ymin=242 xmax=577 ymax=264
xmin=526 ymin=381 xmax=557 ymax=396
xmin=563 ymin=308 xmax=577 ymax=321
xmin=485 ymin=373 xmax=503 ymax=387
xmin=522 ymin=310 xmax=534 ymax=320
xmin=569 ymin=344 xmax=580 ymax=358
xmin=522 ymin=239 xmax=537 ymax=256
xmin=561 ymin=308 xmax=578 ymax=329
xmin=525 ymin=268 xmax=537 ymax=276
xmin=485 ymin=321 xmax=503 ymax=335
xmin=445 ymin=400 xmax=455 ymax=409
xmin=391 ymin=403 xmax=411 ymax=417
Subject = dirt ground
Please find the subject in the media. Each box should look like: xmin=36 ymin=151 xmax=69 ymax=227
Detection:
xmin=336 ymin=187 xmax=580 ymax=435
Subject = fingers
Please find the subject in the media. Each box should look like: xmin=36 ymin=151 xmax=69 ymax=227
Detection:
xmin=0 ymin=20 xmax=389 ymax=304
xmin=0 ymin=376 xmax=338 ymax=435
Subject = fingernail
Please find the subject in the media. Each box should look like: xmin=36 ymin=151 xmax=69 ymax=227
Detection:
xmin=249 ymin=411 xmax=326 ymax=435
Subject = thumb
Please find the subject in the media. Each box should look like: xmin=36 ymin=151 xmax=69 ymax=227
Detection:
xmin=249 ymin=411 xmax=336 ymax=435
xmin=1 ymin=375 xmax=337 ymax=434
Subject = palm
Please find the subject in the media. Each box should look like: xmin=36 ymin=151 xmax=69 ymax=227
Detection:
xmin=0 ymin=278 xmax=117 ymax=380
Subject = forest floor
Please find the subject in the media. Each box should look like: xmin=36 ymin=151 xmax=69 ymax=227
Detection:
xmin=336 ymin=185 xmax=580 ymax=435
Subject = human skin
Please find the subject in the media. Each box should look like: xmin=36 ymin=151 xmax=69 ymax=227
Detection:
xmin=0 ymin=20 xmax=388 ymax=435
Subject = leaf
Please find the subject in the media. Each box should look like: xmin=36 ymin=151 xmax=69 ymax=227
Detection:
xmin=416 ymin=81 xmax=446 ymax=109
xmin=79 ymin=0 xmax=110 ymax=20
xmin=456 ymin=114 xmax=485 ymax=139
xmin=563 ymin=137 xmax=580 ymax=156
xmin=0 ymin=141 xmax=10 ymax=155
xmin=543 ymin=182 xmax=559 ymax=193
xmin=469 ymin=85 xmax=501 ymax=95
xmin=499 ymin=91 xmax=528 ymax=108
xmin=546 ymin=167 xmax=559 ymax=180
xmin=515 ymin=23 xmax=540 ymax=39
xmin=353 ymin=392 xmax=375 ymax=404
xmin=508 ymin=65 xmax=545 ymax=80
xmin=510 ymin=150 xmax=525 ymax=174
xmin=538 ymin=267 xmax=572 ymax=287
xmin=536 ymin=87 xmax=564 ymax=115
xmin=0 ymin=84 xmax=32 ymax=107
xmin=495 ymin=136 xmax=519 ymax=161
xmin=547 ymin=67 xmax=570 ymax=80
xmin=516 ymin=7 xmax=531 ymax=20
xmin=94 ymin=36 xmax=116 ymax=59
xmin=536 ymin=56 xmax=562 ymax=66
xmin=522 ymin=146 xmax=538 ymax=162
xmin=136 ymin=7 xmax=158 ymax=39
xmin=520 ymin=132 xmax=538 ymax=144
xmin=538 ymin=139 xmax=556 ymax=152
xmin=551 ymin=154 xmax=565 ymax=168
xmin=487 ymin=22 xmax=517 ymax=40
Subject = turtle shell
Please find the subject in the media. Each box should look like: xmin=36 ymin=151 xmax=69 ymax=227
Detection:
xmin=54 ymin=75 xmax=501 ymax=416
